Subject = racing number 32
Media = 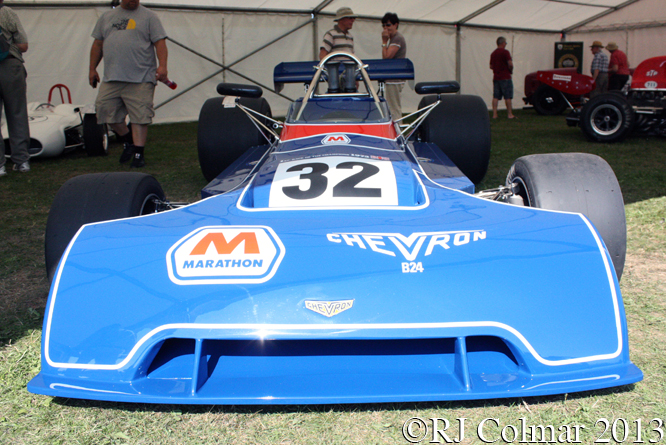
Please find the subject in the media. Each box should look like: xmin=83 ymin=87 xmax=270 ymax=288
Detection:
xmin=268 ymin=156 xmax=399 ymax=207
xmin=282 ymin=162 xmax=381 ymax=199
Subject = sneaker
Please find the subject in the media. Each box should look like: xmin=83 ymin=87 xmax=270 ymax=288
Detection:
xmin=119 ymin=143 xmax=134 ymax=164
xmin=0 ymin=165 xmax=6 ymax=177
xmin=130 ymin=151 xmax=145 ymax=168
xmin=13 ymin=161 xmax=30 ymax=173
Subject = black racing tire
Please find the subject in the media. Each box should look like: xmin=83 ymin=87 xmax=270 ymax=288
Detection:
xmin=418 ymin=94 xmax=491 ymax=184
xmin=83 ymin=113 xmax=109 ymax=156
xmin=45 ymin=172 xmax=165 ymax=283
xmin=580 ymin=93 xmax=635 ymax=142
xmin=506 ymin=153 xmax=626 ymax=280
xmin=197 ymin=96 xmax=272 ymax=182
xmin=532 ymin=84 xmax=568 ymax=116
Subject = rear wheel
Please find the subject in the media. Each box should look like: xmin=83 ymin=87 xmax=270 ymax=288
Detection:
xmin=580 ymin=93 xmax=634 ymax=142
xmin=83 ymin=113 xmax=108 ymax=156
xmin=418 ymin=94 xmax=491 ymax=184
xmin=506 ymin=153 xmax=626 ymax=280
xmin=532 ymin=84 xmax=568 ymax=115
xmin=197 ymin=97 xmax=272 ymax=182
xmin=45 ymin=172 xmax=165 ymax=283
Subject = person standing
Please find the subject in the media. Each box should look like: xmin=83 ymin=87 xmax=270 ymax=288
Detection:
xmin=0 ymin=0 xmax=30 ymax=177
xmin=489 ymin=36 xmax=515 ymax=119
xmin=89 ymin=0 xmax=168 ymax=168
xmin=606 ymin=42 xmax=630 ymax=91
xmin=319 ymin=7 xmax=356 ymax=60
xmin=589 ymin=41 xmax=609 ymax=98
xmin=381 ymin=12 xmax=407 ymax=119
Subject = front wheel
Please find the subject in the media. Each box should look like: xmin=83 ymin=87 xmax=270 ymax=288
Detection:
xmin=506 ymin=153 xmax=626 ymax=280
xmin=580 ymin=93 xmax=634 ymax=142
xmin=45 ymin=172 xmax=165 ymax=283
xmin=532 ymin=84 xmax=567 ymax=115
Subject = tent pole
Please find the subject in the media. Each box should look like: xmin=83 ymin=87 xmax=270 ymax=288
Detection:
xmin=562 ymin=0 xmax=641 ymax=33
xmin=155 ymin=69 xmax=225 ymax=109
xmin=312 ymin=0 xmax=334 ymax=60
xmin=155 ymin=18 xmax=315 ymax=109
xmin=155 ymin=37 xmax=295 ymax=109
xmin=455 ymin=25 xmax=462 ymax=91
xmin=313 ymin=13 xmax=319 ymax=60
xmin=221 ymin=17 xmax=226 ymax=83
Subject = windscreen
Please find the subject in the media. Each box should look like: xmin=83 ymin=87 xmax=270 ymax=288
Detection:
xmin=287 ymin=97 xmax=389 ymax=124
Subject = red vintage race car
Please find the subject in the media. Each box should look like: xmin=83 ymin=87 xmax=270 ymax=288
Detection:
xmin=524 ymin=56 xmax=666 ymax=142
xmin=569 ymin=56 xmax=666 ymax=142
xmin=523 ymin=68 xmax=591 ymax=115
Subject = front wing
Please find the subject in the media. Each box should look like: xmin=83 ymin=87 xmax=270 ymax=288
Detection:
xmin=29 ymin=179 xmax=642 ymax=404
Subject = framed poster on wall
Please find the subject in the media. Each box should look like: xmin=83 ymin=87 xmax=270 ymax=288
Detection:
xmin=554 ymin=42 xmax=584 ymax=73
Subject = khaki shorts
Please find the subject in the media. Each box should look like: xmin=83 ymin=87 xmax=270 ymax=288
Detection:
xmin=95 ymin=81 xmax=156 ymax=125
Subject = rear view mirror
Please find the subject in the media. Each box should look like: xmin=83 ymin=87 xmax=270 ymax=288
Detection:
xmin=415 ymin=81 xmax=460 ymax=95
xmin=216 ymin=83 xmax=263 ymax=98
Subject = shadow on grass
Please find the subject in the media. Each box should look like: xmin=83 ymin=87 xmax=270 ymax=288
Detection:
xmin=481 ymin=110 xmax=666 ymax=205
xmin=0 ymin=309 xmax=46 ymax=347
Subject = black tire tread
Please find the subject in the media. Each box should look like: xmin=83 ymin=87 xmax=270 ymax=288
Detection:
xmin=83 ymin=114 xmax=108 ymax=156
xmin=45 ymin=172 xmax=165 ymax=283
xmin=532 ymin=84 xmax=568 ymax=116
xmin=197 ymin=97 xmax=272 ymax=182
xmin=580 ymin=93 xmax=634 ymax=142
xmin=418 ymin=94 xmax=491 ymax=184
xmin=506 ymin=153 xmax=626 ymax=279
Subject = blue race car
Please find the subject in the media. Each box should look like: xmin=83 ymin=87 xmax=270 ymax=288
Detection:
xmin=29 ymin=53 xmax=641 ymax=404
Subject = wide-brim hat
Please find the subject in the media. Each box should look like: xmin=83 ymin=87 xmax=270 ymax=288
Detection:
xmin=590 ymin=41 xmax=603 ymax=48
xmin=334 ymin=7 xmax=357 ymax=21
xmin=606 ymin=42 xmax=619 ymax=51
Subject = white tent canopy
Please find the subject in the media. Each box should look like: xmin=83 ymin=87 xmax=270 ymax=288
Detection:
xmin=8 ymin=0 xmax=666 ymax=122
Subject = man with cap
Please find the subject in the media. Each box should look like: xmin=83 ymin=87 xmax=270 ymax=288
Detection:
xmin=589 ymin=41 xmax=609 ymax=98
xmin=320 ymin=7 xmax=356 ymax=60
xmin=606 ymin=42 xmax=630 ymax=91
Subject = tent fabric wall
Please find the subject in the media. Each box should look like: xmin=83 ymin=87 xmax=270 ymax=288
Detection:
xmin=17 ymin=7 xmax=313 ymax=122
xmin=460 ymin=28 xmax=557 ymax=110
xmin=9 ymin=1 xmax=665 ymax=123
xmin=328 ymin=16 xmax=457 ymax=116
xmin=567 ymin=0 xmax=666 ymax=68
xmin=566 ymin=27 xmax=666 ymax=70
xmin=15 ymin=7 xmax=104 ymax=110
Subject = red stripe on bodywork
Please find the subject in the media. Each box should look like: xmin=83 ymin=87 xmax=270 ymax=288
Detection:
xmin=281 ymin=123 xmax=398 ymax=141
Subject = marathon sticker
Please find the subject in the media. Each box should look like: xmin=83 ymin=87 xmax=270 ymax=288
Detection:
xmin=322 ymin=134 xmax=351 ymax=145
xmin=552 ymin=74 xmax=572 ymax=82
xmin=167 ymin=226 xmax=285 ymax=285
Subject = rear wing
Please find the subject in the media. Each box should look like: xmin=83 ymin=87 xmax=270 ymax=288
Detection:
xmin=274 ymin=58 xmax=415 ymax=93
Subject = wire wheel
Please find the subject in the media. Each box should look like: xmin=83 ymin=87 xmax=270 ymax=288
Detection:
xmin=590 ymin=104 xmax=623 ymax=136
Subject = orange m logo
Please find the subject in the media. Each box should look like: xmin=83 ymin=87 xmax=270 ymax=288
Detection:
xmin=190 ymin=232 xmax=260 ymax=255
xmin=327 ymin=136 xmax=345 ymax=142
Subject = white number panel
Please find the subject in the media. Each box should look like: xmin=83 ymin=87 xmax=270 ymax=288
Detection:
xmin=268 ymin=156 xmax=399 ymax=208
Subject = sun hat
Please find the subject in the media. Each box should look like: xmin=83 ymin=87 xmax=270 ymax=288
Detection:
xmin=590 ymin=41 xmax=603 ymax=48
xmin=606 ymin=42 xmax=619 ymax=51
xmin=334 ymin=7 xmax=357 ymax=21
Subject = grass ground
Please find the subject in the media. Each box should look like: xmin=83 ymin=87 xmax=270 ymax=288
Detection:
xmin=1 ymin=109 xmax=665 ymax=444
